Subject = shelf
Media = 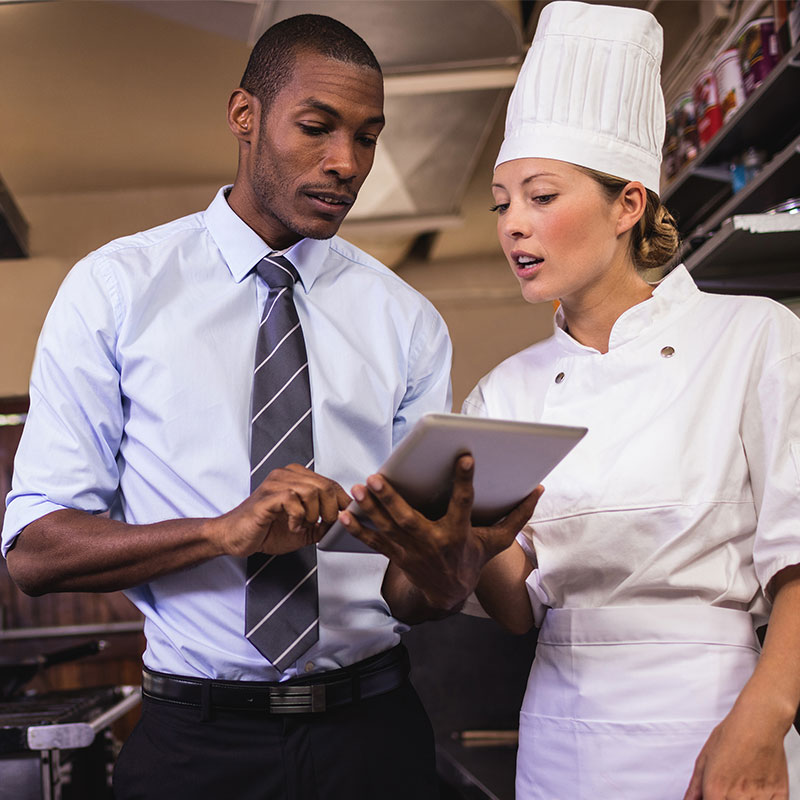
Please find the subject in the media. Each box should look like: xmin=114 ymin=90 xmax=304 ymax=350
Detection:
xmin=662 ymin=39 xmax=800 ymax=234
xmin=684 ymin=213 xmax=800 ymax=297
xmin=689 ymin=136 xmax=800 ymax=239
xmin=693 ymin=274 xmax=800 ymax=298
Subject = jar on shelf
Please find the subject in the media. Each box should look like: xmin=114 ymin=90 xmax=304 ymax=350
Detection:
xmin=736 ymin=17 xmax=781 ymax=97
xmin=674 ymin=94 xmax=700 ymax=168
xmin=712 ymin=48 xmax=746 ymax=124
xmin=693 ymin=69 xmax=723 ymax=145
xmin=774 ymin=0 xmax=800 ymax=51
xmin=729 ymin=147 xmax=767 ymax=193
xmin=663 ymin=112 xmax=680 ymax=178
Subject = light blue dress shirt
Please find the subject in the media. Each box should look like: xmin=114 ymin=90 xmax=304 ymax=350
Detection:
xmin=3 ymin=187 xmax=452 ymax=680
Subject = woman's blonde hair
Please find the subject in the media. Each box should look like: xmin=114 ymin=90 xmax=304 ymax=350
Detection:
xmin=578 ymin=167 xmax=680 ymax=271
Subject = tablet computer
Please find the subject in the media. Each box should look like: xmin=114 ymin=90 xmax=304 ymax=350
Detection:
xmin=318 ymin=413 xmax=587 ymax=554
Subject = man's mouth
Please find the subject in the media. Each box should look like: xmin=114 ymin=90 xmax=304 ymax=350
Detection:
xmin=305 ymin=191 xmax=354 ymax=209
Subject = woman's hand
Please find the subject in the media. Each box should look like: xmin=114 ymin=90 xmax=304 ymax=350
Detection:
xmin=683 ymin=697 xmax=790 ymax=800
xmin=684 ymin=565 xmax=800 ymax=799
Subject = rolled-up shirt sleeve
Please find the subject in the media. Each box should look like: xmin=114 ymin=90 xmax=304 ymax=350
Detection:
xmin=2 ymin=254 xmax=124 ymax=557
xmin=392 ymin=300 xmax=453 ymax=445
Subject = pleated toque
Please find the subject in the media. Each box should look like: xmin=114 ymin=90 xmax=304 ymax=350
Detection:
xmin=495 ymin=0 xmax=665 ymax=193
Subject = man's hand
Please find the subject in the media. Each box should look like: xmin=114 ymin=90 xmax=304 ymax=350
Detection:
xmin=212 ymin=464 xmax=352 ymax=557
xmin=338 ymin=454 xmax=543 ymax=614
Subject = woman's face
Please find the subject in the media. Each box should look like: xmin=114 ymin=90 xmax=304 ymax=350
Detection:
xmin=491 ymin=158 xmax=628 ymax=307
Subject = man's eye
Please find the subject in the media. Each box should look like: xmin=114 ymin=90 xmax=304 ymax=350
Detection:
xmin=299 ymin=124 xmax=326 ymax=136
xmin=358 ymin=136 xmax=378 ymax=148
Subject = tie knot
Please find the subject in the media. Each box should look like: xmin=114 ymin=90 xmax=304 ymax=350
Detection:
xmin=257 ymin=255 xmax=300 ymax=289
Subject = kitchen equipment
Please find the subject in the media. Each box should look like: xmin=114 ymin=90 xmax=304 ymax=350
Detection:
xmin=0 ymin=640 xmax=106 ymax=700
xmin=0 ymin=684 xmax=140 ymax=800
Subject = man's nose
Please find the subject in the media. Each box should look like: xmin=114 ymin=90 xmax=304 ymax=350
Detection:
xmin=322 ymin=137 xmax=358 ymax=181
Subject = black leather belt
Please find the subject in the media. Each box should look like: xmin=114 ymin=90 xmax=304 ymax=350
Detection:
xmin=142 ymin=644 xmax=409 ymax=715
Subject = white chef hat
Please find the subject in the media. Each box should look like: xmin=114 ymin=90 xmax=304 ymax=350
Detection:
xmin=496 ymin=0 xmax=665 ymax=193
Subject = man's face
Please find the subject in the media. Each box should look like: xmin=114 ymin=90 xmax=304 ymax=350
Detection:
xmin=248 ymin=51 xmax=385 ymax=249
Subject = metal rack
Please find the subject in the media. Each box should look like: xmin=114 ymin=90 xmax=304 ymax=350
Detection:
xmin=685 ymin=213 xmax=800 ymax=297
xmin=662 ymin=39 xmax=800 ymax=238
xmin=662 ymin=37 xmax=800 ymax=299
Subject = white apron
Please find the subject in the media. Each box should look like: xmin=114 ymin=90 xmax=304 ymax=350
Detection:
xmin=517 ymin=605 xmax=800 ymax=800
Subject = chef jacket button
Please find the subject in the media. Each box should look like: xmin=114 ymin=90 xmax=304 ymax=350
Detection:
xmin=555 ymin=372 xmax=565 ymax=384
xmin=304 ymin=661 xmax=315 ymax=673
xmin=660 ymin=346 xmax=675 ymax=358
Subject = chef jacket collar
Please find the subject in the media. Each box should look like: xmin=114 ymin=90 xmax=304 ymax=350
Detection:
xmin=553 ymin=265 xmax=699 ymax=353
xmin=204 ymin=185 xmax=329 ymax=293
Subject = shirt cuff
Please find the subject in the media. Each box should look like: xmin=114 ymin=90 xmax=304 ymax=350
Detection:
xmin=2 ymin=497 xmax=72 ymax=558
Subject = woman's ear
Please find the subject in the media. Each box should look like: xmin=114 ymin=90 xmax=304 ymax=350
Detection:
xmin=615 ymin=181 xmax=647 ymax=237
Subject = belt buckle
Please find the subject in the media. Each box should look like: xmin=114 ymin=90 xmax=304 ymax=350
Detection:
xmin=268 ymin=684 xmax=326 ymax=714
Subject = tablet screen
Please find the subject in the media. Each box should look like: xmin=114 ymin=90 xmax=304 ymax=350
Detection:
xmin=318 ymin=413 xmax=587 ymax=553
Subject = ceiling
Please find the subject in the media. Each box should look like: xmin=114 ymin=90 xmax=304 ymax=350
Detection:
xmin=0 ymin=0 xmax=754 ymax=266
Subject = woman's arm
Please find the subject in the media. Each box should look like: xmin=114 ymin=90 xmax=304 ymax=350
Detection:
xmin=475 ymin=541 xmax=536 ymax=634
xmin=683 ymin=563 xmax=800 ymax=800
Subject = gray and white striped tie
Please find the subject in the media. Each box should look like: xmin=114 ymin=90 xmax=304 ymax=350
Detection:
xmin=245 ymin=254 xmax=318 ymax=671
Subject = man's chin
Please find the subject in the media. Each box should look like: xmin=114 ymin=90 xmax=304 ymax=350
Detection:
xmin=292 ymin=216 xmax=347 ymax=242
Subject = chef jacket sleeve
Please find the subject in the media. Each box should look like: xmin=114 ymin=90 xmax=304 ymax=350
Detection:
xmin=2 ymin=254 xmax=124 ymax=557
xmin=742 ymin=311 xmax=800 ymax=599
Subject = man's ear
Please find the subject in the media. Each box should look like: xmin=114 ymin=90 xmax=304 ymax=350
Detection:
xmin=615 ymin=181 xmax=647 ymax=237
xmin=227 ymin=88 xmax=259 ymax=143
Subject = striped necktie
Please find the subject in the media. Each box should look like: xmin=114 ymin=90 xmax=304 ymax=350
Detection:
xmin=244 ymin=254 xmax=318 ymax=671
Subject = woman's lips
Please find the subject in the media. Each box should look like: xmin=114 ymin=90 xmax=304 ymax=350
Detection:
xmin=512 ymin=252 xmax=544 ymax=278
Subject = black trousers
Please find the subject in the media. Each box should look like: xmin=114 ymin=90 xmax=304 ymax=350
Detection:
xmin=113 ymin=679 xmax=439 ymax=800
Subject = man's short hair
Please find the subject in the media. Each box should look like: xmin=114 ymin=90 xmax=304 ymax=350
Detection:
xmin=240 ymin=14 xmax=382 ymax=110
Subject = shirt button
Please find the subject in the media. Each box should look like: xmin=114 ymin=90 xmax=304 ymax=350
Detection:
xmin=660 ymin=346 xmax=675 ymax=358
xmin=555 ymin=372 xmax=565 ymax=384
xmin=304 ymin=661 xmax=315 ymax=673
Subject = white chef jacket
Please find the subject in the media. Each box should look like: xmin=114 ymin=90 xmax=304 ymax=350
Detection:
xmin=463 ymin=265 xmax=800 ymax=626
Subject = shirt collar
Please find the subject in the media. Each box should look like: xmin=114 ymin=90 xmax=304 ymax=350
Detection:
xmin=553 ymin=264 xmax=700 ymax=353
xmin=203 ymin=186 xmax=331 ymax=293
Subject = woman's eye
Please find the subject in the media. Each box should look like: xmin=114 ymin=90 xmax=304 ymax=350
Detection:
xmin=489 ymin=203 xmax=509 ymax=214
xmin=534 ymin=194 xmax=556 ymax=204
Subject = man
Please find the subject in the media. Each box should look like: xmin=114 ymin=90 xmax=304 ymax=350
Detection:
xmin=3 ymin=14 xmax=537 ymax=800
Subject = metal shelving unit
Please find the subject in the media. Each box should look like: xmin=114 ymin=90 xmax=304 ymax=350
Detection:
xmin=662 ymin=39 xmax=800 ymax=237
xmin=685 ymin=213 xmax=800 ymax=298
xmin=662 ymin=38 xmax=800 ymax=298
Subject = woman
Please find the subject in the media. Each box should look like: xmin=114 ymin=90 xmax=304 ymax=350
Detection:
xmin=340 ymin=2 xmax=800 ymax=796
xmin=463 ymin=2 xmax=800 ymax=798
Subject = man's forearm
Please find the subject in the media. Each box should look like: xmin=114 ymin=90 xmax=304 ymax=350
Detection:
xmin=7 ymin=508 xmax=224 ymax=595
xmin=7 ymin=466 xmax=350 ymax=596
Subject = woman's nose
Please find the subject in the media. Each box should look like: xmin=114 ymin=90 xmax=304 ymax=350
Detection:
xmin=498 ymin=204 xmax=530 ymax=240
